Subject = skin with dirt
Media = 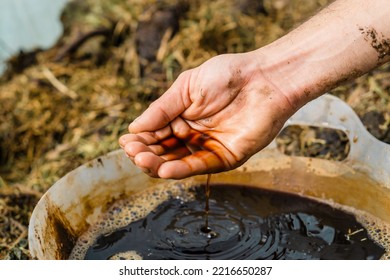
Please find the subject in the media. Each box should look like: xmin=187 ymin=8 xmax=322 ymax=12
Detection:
xmin=360 ymin=27 xmax=390 ymax=61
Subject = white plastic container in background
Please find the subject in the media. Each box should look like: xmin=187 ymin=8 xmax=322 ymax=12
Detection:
xmin=0 ymin=0 xmax=68 ymax=74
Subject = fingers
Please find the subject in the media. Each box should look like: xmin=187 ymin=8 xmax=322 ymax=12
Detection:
xmin=157 ymin=150 xmax=229 ymax=179
xmin=119 ymin=134 xmax=146 ymax=148
xmin=129 ymin=71 xmax=192 ymax=133
xmin=119 ymin=125 xmax=172 ymax=146
xmin=120 ymin=135 xmax=164 ymax=159
xmin=119 ymin=132 xmax=230 ymax=179
xmin=119 ymin=135 xmax=166 ymax=177
xmin=119 ymin=125 xmax=194 ymax=177
xmin=129 ymin=149 xmax=228 ymax=179
xmin=119 ymin=125 xmax=173 ymax=158
xmin=133 ymin=152 xmax=165 ymax=177
xmin=120 ymin=136 xmax=193 ymax=178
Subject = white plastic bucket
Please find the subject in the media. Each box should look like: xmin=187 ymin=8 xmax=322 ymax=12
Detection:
xmin=28 ymin=94 xmax=390 ymax=259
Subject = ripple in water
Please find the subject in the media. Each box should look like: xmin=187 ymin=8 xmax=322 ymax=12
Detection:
xmin=83 ymin=184 xmax=385 ymax=260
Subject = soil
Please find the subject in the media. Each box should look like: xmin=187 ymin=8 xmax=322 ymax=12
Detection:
xmin=0 ymin=0 xmax=389 ymax=259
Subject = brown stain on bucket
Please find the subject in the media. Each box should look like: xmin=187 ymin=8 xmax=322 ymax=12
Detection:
xmin=44 ymin=199 xmax=79 ymax=260
xmin=38 ymin=171 xmax=145 ymax=259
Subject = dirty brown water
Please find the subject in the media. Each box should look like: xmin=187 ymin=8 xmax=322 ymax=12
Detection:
xmin=69 ymin=180 xmax=390 ymax=260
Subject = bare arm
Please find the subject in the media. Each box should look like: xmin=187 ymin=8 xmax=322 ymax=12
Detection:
xmin=120 ymin=0 xmax=390 ymax=179
xmin=258 ymin=0 xmax=390 ymax=109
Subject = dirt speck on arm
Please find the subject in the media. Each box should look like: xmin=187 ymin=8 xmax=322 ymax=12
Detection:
xmin=360 ymin=27 xmax=390 ymax=61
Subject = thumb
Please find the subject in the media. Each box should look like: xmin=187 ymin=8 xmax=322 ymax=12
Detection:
xmin=129 ymin=71 xmax=192 ymax=133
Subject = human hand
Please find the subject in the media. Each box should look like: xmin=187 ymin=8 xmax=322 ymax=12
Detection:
xmin=122 ymin=0 xmax=390 ymax=179
xmin=119 ymin=52 xmax=296 ymax=179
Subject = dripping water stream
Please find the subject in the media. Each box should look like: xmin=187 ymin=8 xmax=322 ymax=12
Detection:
xmin=200 ymin=174 xmax=215 ymax=237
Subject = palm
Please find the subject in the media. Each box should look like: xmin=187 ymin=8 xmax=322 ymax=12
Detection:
xmin=120 ymin=54 xmax=293 ymax=178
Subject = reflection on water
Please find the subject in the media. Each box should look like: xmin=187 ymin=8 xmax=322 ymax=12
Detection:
xmin=0 ymin=0 xmax=68 ymax=74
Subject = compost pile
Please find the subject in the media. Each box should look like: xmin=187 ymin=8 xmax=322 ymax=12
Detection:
xmin=0 ymin=0 xmax=389 ymax=259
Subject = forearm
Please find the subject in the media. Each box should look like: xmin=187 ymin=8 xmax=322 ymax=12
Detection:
xmin=255 ymin=0 xmax=390 ymax=109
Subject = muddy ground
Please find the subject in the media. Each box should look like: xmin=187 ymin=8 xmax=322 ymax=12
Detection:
xmin=1 ymin=0 xmax=389 ymax=259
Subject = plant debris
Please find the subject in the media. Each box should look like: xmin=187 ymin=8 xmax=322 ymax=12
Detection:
xmin=0 ymin=0 xmax=389 ymax=259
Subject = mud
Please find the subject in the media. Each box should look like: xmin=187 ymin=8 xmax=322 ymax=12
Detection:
xmin=360 ymin=27 xmax=390 ymax=61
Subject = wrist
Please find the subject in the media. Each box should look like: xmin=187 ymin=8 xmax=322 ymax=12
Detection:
xmin=253 ymin=34 xmax=331 ymax=110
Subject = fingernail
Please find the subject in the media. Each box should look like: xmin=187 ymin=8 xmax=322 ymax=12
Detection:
xmin=128 ymin=117 xmax=141 ymax=133
xmin=140 ymin=167 xmax=151 ymax=174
